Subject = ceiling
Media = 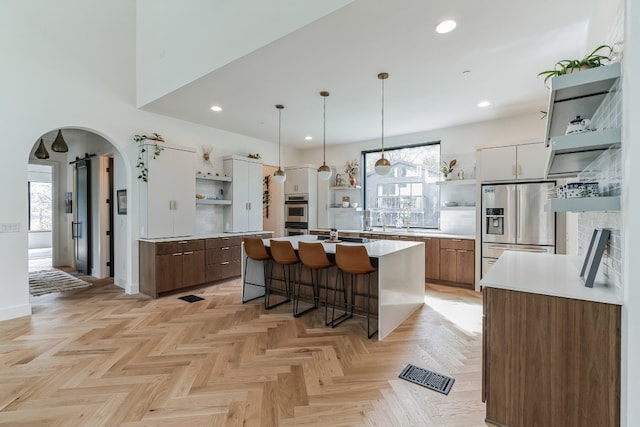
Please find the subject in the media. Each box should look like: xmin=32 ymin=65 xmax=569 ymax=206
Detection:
xmin=142 ymin=0 xmax=597 ymax=149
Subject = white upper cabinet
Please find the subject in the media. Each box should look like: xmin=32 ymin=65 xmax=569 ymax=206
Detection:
xmin=223 ymin=155 xmax=263 ymax=232
xmin=139 ymin=143 xmax=196 ymax=238
xmin=284 ymin=167 xmax=312 ymax=194
xmin=477 ymin=142 xmax=547 ymax=182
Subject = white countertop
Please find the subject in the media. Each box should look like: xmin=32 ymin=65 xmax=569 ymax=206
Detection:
xmin=480 ymin=251 xmax=623 ymax=305
xmin=267 ymin=234 xmax=422 ymax=257
xmin=312 ymin=228 xmax=475 ymax=240
xmin=139 ymin=231 xmax=273 ymax=243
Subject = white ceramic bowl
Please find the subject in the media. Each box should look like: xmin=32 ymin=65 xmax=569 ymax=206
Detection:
xmin=350 ymin=202 xmax=359 ymax=208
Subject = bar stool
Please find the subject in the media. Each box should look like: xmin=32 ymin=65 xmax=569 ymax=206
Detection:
xmin=242 ymin=237 xmax=272 ymax=304
xmin=268 ymin=239 xmax=299 ymax=312
xmin=297 ymin=241 xmax=335 ymax=322
xmin=333 ymin=244 xmax=378 ymax=339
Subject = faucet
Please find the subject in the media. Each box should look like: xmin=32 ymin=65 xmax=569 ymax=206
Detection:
xmin=377 ymin=212 xmax=387 ymax=232
xmin=403 ymin=206 xmax=411 ymax=232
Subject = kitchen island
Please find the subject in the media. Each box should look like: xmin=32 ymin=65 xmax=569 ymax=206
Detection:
xmin=480 ymin=251 xmax=621 ymax=426
xmin=243 ymin=235 xmax=425 ymax=340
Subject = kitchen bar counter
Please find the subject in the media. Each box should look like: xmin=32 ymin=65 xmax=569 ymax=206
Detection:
xmin=243 ymin=235 xmax=425 ymax=340
xmin=480 ymin=251 xmax=623 ymax=305
xmin=139 ymin=231 xmax=272 ymax=243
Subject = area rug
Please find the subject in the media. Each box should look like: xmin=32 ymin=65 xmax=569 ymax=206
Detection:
xmin=29 ymin=269 xmax=92 ymax=296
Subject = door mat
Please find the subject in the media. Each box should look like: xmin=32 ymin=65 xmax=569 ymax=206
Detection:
xmin=399 ymin=364 xmax=455 ymax=395
xmin=29 ymin=269 xmax=92 ymax=296
xmin=178 ymin=295 xmax=204 ymax=303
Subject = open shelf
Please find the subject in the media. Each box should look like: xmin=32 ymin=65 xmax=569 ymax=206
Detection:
xmin=546 ymin=196 xmax=620 ymax=212
xmin=544 ymin=63 xmax=621 ymax=144
xmin=196 ymin=199 xmax=232 ymax=205
xmin=436 ymin=179 xmax=476 ymax=186
xmin=440 ymin=206 xmax=476 ymax=211
xmin=330 ymin=185 xmax=361 ymax=190
xmin=196 ymin=174 xmax=232 ymax=182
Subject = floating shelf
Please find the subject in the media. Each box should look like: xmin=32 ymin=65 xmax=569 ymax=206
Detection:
xmin=440 ymin=206 xmax=476 ymax=211
xmin=329 ymin=207 xmax=362 ymax=211
xmin=330 ymin=185 xmax=361 ymax=190
xmin=196 ymin=199 xmax=232 ymax=205
xmin=544 ymin=63 xmax=621 ymax=144
xmin=436 ymin=179 xmax=476 ymax=186
xmin=196 ymin=175 xmax=232 ymax=182
xmin=546 ymin=196 xmax=620 ymax=212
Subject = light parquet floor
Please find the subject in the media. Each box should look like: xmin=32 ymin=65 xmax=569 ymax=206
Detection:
xmin=0 ymin=275 xmax=488 ymax=426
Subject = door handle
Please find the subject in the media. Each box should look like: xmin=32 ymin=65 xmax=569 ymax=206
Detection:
xmin=517 ymin=164 xmax=522 ymax=176
xmin=511 ymin=165 xmax=516 ymax=176
xmin=72 ymin=221 xmax=81 ymax=239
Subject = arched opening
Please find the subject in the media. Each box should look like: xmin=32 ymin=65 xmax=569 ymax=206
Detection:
xmin=27 ymin=128 xmax=129 ymax=297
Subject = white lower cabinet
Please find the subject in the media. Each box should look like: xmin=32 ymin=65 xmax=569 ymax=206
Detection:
xmin=223 ymin=155 xmax=263 ymax=232
xmin=139 ymin=143 xmax=196 ymax=238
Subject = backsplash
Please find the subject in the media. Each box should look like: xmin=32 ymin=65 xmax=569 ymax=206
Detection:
xmin=576 ymin=77 xmax=622 ymax=287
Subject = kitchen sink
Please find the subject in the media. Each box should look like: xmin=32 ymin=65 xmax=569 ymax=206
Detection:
xmin=316 ymin=236 xmax=377 ymax=243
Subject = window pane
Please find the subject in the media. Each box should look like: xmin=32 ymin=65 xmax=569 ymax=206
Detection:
xmin=29 ymin=182 xmax=52 ymax=231
xmin=364 ymin=143 xmax=440 ymax=229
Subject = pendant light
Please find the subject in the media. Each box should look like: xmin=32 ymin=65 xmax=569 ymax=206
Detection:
xmin=317 ymin=91 xmax=332 ymax=181
xmin=34 ymin=138 xmax=50 ymax=159
xmin=51 ymin=129 xmax=69 ymax=153
xmin=273 ymin=104 xmax=286 ymax=183
xmin=374 ymin=72 xmax=391 ymax=175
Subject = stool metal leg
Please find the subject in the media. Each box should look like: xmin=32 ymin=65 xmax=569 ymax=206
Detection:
xmin=331 ymin=270 xmax=353 ymax=328
xmin=294 ymin=264 xmax=319 ymax=318
xmin=265 ymin=260 xmax=291 ymax=310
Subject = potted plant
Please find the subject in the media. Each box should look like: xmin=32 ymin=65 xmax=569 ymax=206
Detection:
xmin=344 ymin=160 xmax=360 ymax=186
xmin=441 ymin=159 xmax=456 ymax=180
xmin=135 ymin=133 xmax=164 ymax=182
xmin=537 ymin=44 xmax=613 ymax=87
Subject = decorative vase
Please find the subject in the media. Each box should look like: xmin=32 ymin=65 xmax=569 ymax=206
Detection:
xmin=349 ymin=176 xmax=356 ymax=187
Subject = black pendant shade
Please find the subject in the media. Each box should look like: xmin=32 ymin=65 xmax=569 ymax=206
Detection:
xmin=34 ymin=138 xmax=50 ymax=159
xmin=51 ymin=129 xmax=69 ymax=153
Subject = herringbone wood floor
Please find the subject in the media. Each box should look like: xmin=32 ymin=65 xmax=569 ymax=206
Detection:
xmin=0 ymin=274 xmax=487 ymax=426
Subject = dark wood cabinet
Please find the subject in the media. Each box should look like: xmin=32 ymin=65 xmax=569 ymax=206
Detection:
xmin=139 ymin=233 xmax=270 ymax=298
xmin=438 ymin=239 xmax=474 ymax=288
xmin=483 ymin=287 xmax=620 ymax=426
xmin=140 ymin=239 xmax=205 ymax=297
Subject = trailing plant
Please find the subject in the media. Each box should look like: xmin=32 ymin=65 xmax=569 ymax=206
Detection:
xmin=537 ymin=45 xmax=613 ymax=87
xmin=134 ymin=133 xmax=165 ymax=182
xmin=440 ymin=159 xmax=457 ymax=178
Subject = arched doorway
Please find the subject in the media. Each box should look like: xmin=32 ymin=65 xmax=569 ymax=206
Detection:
xmin=27 ymin=128 xmax=127 ymax=295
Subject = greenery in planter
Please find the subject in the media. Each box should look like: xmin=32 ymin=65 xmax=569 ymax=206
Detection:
xmin=134 ymin=133 xmax=164 ymax=182
xmin=537 ymin=45 xmax=613 ymax=87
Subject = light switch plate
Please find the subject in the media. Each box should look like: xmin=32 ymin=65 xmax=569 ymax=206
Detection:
xmin=0 ymin=222 xmax=20 ymax=233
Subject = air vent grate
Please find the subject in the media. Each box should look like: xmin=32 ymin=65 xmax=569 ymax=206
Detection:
xmin=178 ymin=295 xmax=204 ymax=303
xmin=399 ymin=364 xmax=455 ymax=395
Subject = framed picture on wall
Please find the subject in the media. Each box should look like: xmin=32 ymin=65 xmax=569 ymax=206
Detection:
xmin=117 ymin=189 xmax=127 ymax=215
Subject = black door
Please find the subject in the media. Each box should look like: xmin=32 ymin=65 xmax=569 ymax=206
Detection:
xmin=74 ymin=159 xmax=91 ymax=274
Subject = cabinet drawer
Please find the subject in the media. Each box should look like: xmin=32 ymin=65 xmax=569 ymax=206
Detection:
xmin=156 ymin=239 xmax=204 ymax=255
xmin=205 ymin=260 xmax=241 ymax=282
xmin=206 ymin=236 xmax=242 ymax=249
xmin=440 ymin=238 xmax=474 ymax=250
xmin=206 ymin=246 xmax=241 ymax=264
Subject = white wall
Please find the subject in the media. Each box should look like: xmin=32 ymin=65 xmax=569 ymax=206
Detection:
xmin=136 ymin=0 xmax=353 ymax=106
xmin=0 ymin=0 xmax=299 ymax=320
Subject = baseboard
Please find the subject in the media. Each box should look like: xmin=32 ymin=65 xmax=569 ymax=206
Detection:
xmin=0 ymin=303 xmax=32 ymax=322
xmin=114 ymin=277 xmax=139 ymax=295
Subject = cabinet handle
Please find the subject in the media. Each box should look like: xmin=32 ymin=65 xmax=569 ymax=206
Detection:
xmin=184 ymin=251 xmax=193 ymax=255
xmin=172 ymin=253 xmax=183 ymax=256
xmin=517 ymin=164 xmax=522 ymax=176
xmin=221 ymin=247 xmax=230 ymax=250
xmin=222 ymin=237 xmax=230 ymax=240
xmin=511 ymin=165 xmax=516 ymax=176
xmin=220 ymin=261 xmax=230 ymax=265
xmin=451 ymin=239 xmax=461 ymax=242
xmin=457 ymin=250 xmax=468 ymax=253
xmin=178 ymin=241 xmax=188 ymax=244
xmin=446 ymin=249 xmax=456 ymax=252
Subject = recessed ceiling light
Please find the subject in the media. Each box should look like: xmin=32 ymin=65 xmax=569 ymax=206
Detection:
xmin=305 ymin=136 xmax=312 ymax=141
xmin=436 ymin=20 xmax=457 ymax=34
xmin=210 ymin=105 xmax=222 ymax=112
xmin=477 ymin=101 xmax=491 ymax=108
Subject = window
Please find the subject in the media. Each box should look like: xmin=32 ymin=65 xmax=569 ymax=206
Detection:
xmin=363 ymin=142 xmax=441 ymax=229
xmin=28 ymin=181 xmax=53 ymax=231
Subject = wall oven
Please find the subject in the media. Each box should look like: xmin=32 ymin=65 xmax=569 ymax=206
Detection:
xmin=285 ymin=194 xmax=309 ymax=223
xmin=285 ymin=222 xmax=309 ymax=236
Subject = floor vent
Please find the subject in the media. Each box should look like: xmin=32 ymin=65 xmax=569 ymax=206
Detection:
xmin=399 ymin=364 xmax=455 ymax=395
xmin=178 ymin=295 xmax=204 ymax=303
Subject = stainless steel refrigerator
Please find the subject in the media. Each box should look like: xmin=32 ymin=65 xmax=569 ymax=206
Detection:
xmin=481 ymin=182 xmax=556 ymax=277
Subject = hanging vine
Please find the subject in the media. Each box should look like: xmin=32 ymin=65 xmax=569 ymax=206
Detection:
xmin=134 ymin=133 xmax=164 ymax=182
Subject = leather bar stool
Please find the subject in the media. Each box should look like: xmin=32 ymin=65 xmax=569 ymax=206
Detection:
xmin=297 ymin=241 xmax=335 ymax=322
xmin=333 ymin=244 xmax=378 ymax=339
xmin=268 ymin=239 xmax=299 ymax=311
xmin=242 ymin=237 xmax=272 ymax=304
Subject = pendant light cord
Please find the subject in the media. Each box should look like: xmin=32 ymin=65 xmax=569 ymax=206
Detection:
xmin=323 ymin=95 xmax=327 ymax=165
xmin=381 ymin=76 xmax=385 ymax=157
xmin=278 ymin=107 xmax=282 ymax=168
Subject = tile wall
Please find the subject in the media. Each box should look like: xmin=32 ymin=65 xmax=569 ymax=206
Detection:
xmin=576 ymin=78 xmax=622 ymax=286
